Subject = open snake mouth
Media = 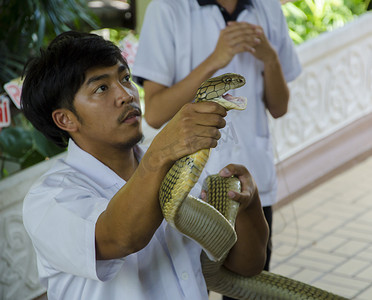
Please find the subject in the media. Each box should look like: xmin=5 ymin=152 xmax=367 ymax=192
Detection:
xmin=220 ymin=93 xmax=247 ymax=110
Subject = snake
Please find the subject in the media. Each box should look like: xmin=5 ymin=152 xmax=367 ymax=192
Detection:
xmin=159 ymin=73 xmax=347 ymax=299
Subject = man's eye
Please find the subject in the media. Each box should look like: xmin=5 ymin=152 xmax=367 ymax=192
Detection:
xmin=122 ymin=75 xmax=131 ymax=83
xmin=96 ymin=85 xmax=108 ymax=93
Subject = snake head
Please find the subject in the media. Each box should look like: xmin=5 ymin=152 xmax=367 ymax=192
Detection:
xmin=196 ymin=73 xmax=247 ymax=111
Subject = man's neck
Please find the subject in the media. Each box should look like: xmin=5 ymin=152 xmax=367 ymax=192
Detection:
xmin=74 ymin=139 xmax=139 ymax=181
xmin=217 ymin=0 xmax=238 ymax=14
xmin=99 ymin=147 xmax=139 ymax=182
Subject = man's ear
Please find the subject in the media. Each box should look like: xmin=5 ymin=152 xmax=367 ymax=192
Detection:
xmin=52 ymin=109 xmax=79 ymax=133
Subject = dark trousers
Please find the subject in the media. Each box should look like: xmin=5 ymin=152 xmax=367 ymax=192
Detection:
xmin=222 ymin=206 xmax=272 ymax=300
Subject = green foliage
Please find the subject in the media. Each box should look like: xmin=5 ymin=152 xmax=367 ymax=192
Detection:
xmin=283 ymin=0 xmax=369 ymax=44
xmin=0 ymin=114 xmax=63 ymax=178
xmin=0 ymin=0 xmax=99 ymax=179
xmin=0 ymin=0 xmax=99 ymax=93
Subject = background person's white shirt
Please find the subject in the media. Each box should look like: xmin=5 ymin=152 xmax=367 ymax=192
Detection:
xmin=132 ymin=0 xmax=302 ymax=207
xmin=23 ymin=139 xmax=208 ymax=300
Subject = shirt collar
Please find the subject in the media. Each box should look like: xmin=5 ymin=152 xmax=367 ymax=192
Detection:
xmin=65 ymin=139 xmax=144 ymax=188
xmin=197 ymin=0 xmax=253 ymax=22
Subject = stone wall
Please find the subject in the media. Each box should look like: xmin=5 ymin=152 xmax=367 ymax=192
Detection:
xmin=273 ymin=12 xmax=372 ymax=202
xmin=0 ymin=155 xmax=64 ymax=299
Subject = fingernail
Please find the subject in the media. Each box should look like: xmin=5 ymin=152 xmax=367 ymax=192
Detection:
xmin=201 ymin=191 xmax=206 ymax=200
xmin=227 ymin=191 xmax=236 ymax=199
xmin=219 ymin=168 xmax=231 ymax=176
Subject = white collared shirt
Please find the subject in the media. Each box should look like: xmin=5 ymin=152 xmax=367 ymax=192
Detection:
xmin=132 ymin=0 xmax=302 ymax=206
xmin=23 ymin=139 xmax=208 ymax=300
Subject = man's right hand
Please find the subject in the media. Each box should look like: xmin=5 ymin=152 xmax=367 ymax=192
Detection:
xmin=149 ymin=101 xmax=227 ymax=168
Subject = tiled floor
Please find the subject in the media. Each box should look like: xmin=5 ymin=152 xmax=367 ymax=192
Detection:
xmin=210 ymin=154 xmax=372 ymax=300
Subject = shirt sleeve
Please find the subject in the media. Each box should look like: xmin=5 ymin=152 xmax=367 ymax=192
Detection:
xmin=23 ymin=176 xmax=124 ymax=282
xmin=132 ymin=1 xmax=176 ymax=87
xmin=264 ymin=0 xmax=302 ymax=82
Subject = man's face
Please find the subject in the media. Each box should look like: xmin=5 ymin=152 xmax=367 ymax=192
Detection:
xmin=71 ymin=62 xmax=143 ymax=151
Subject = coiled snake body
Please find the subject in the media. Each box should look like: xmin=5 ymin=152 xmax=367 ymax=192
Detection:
xmin=159 ymin=73 xmax=346 ymax=300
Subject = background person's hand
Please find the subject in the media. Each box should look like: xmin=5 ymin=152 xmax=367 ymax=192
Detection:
xmin=210 ymin=21 xmax=278 ymax=70
xmin=209 ymin=21 xmax=262 ymax=69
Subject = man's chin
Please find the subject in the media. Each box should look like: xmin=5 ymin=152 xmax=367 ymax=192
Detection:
xmin=125 ymin=132 xmax=144 ymax=148
xmin=135 ymin=133 xmax=145 ymax=145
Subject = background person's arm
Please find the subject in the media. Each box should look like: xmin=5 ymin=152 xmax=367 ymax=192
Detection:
xmin=143 ymin=22 xmax=262 ymax=129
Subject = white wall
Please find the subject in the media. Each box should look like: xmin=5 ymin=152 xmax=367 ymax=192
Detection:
xmin=273 ymin=12 xmax=372 ymax=202
xmin=271 ymin=12 xmax=372 ymax=162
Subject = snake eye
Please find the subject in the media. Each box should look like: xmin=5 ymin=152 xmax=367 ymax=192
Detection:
xmin=224 ymin=78 xmax=232 ymax=83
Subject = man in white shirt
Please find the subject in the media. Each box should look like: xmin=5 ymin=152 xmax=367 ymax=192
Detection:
xmin=21 ymin=31 xmax=268 ymax=300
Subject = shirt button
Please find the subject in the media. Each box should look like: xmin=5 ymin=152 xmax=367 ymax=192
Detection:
xmin=181 ymin=272 xmax=189 ymax=280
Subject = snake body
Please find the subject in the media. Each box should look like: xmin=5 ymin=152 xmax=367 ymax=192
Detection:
xmin=159 ymin=73 xmax=347 ymax=299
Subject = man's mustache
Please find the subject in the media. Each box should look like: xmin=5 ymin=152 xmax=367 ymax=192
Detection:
xmin=117 ymin=103 xmax=142 ymax=123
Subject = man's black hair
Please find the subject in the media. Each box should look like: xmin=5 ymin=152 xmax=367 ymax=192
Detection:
xmin=21 ymin=31 xmax=128 ymax=148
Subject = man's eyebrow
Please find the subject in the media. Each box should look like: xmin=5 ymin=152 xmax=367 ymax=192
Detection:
xmin=86 ymin=74 xmax=109 ymax=86
xmin=118 ymin=64 xmax=129 ymax=74
xmin=85 ymin=64 xmax=129 ymax=86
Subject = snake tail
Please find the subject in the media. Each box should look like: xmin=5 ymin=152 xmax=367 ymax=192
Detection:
xmin=202 ymin=253 xmax=348 ymax=300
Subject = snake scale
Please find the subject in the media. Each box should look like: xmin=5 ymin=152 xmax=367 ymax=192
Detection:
xmin=159 ymin=73 xmax=347 ymax=299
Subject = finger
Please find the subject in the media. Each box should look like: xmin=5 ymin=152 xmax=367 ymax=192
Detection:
xmin=186 ymin=135 xmax=220 ymax=152
xmin=192 ymin=125 xmax=222 ymax=140
xmin=218 ymin=164 xmax=248 ymax=178
xmin=226 ymin=21 xmax=258 ymax=32
xmin=163 ymin=133 xmax=220 ymax=161
xmin=222 ymin=26 xmax=261 ymax=45
xmin=191 ymin=102 xmax=227 ymax=117
xmin=226 ymin=22 xmax=263 ymax=40
xmin=219 ymin=164 xmax=257 ymax=199
xmin=220 ymin=31 xmax=261 ymax=55
xmin=229 ymin=35 xmax=261 ymax=50
xmin=195 ymin=114 xmax=226 ymax=129
xmin=180 ymin=125 xmax=222 ymax=149
xmin=179 ymin=106 xmax=226 ymax=130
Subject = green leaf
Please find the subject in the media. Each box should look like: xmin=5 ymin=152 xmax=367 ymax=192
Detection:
xmin=20 ymin=149 xmax=45 ymax=169
xmin=284 ymin=0 xmax=367 ymax=44
xmin=283 ymin=3 xmax=308 ymax=19
xmin=0 ymin=127 xmax=33 ymax=159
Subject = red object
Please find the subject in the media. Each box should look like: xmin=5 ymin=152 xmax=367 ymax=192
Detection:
xmin=4 ymin=80 xmax=22 ymax=109
xmin=0 ymin=96 xmax=11 ymax=127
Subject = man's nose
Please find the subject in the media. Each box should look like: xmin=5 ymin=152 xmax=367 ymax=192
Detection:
xmin=115 ymin=84 xmax=133 ymax=106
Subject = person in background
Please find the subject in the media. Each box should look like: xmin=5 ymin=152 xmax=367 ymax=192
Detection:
xmin=132 ymin=2 xmax=301 ymax=296
xmin=21 ymin=31 xmax=269 ymax=300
